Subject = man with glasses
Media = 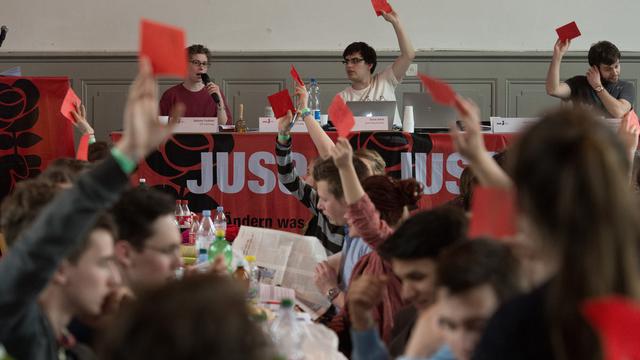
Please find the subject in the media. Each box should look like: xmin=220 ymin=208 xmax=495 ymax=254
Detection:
xmin=160 ymin=44 xmax=232 ymax=124
xmin=111 ymin=187 xmax=182 ymax=294
xmin=339 ymin=8 xmax=415 ymax=129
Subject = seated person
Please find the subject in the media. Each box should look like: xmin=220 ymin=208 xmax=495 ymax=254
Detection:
xmin=0 ymin=57 xmax=183 ymax=360
xmin=546 ymin=39 xmax=635 ymax=118
xmin=160 ymin=44 xmax=232 ymax=124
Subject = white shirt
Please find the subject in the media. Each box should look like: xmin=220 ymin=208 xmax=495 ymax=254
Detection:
xmin=339 ymin=66 xmax=401 ymax=127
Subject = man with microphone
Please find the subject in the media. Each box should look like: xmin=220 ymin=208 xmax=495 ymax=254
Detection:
xmin=160 ymin=44 xmax=232 ymax=124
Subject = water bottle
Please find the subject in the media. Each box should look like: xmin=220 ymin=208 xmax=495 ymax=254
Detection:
xmin=189 ymin=216 xmax=200 ymax=245
xmin=213 ymin=206 xmax=227 ymax=235
xmin=308 ymin=79 xmax=321 ymax=123
xmin=208 ymin=229 xmax=233 ymax=272
xmin=181 ymin=200 xmax=192 ymax=228
xmin=270 ymin=298 xmax=304 ymax=360
xmin=197 ymin=210 xmax=215 ymax=253
xmin=197 ymin=248 xmax=208 ymax=265
xmin=174 ymin=200 xmax=184 ymax=228
xmin=245 ymin=255 xmax=260 ymax=304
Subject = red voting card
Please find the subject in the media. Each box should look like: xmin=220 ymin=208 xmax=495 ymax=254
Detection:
xmin=139 ymin=19 xmax=187 ymax=78
xmin=627 ymin=110 xmax=640 ymax=129
xmin=468 ymin=186 xmax=517 ymax=239
xmin=60 ymin=87 xmax=80 ymax=123
xmin=290 ymin=65 xmax=304 ymax=87
xmin=76 ymin=134 xmax=89 ymax=161
xmin=418 ymin=72 xmax=465 ymax=113
xmin=582 ymin=297 xmax=640 ymax=360
xmin=371 ymin=0 xmax=393 ymax=16
xmin=328 ymin=95 xmax=355 ymax=138
xmin=268 ymin=89 xmax=296 ymax=119
xmin=556 ymin=21 xmax=581 ymax=41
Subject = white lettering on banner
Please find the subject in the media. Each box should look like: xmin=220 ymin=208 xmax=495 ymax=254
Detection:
xmin=446 ymin=153 xmax=466 ymax=195
xmin=187 ymin=152 xmax=308 ymax=195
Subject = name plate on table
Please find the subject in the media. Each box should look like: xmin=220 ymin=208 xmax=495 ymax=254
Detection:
xmin=259 ymin=117 xmax=309 ymax=133
xmin=490 ymin=117 xmax=539 ymax=134
xmin=353 ymin=116 xmax=389 ymax=131
xmin=159 ymin=116 xmax=218 ymax=133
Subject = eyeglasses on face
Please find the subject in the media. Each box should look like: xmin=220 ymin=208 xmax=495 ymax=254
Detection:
xmin=190 ymin=60 xmax=209 ymax=67
xmin=342 ymin=58 xmax=365 ymax=65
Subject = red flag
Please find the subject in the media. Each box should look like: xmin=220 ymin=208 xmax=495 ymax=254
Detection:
xmin=468 ymin=186 xmax=517 ymax=239
xmin=60 ymin=87 xmax=80 ymax=123
xmin=268 ymin=89 xmax=296 ymax=119
xmin=139 ymin=19 xmax=187 ymax=78
xmin=328 ymin=95 xmax=355 ymax=138
xmin=371 ymin=0 xmax=393 ymax=16
xmin=582 ymin=296 xmax=640 ymax=360
xmin=556 ymin=21 xmax=581 ymax=41
xmin=290 ymin=65 xmax=305 ymax=87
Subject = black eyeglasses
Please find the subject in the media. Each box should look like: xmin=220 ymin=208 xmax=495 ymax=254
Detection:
xmin=190 ymin=60 xmax=209 ymax=67
xmin=342 ymin=58 xmax=365 ymax=65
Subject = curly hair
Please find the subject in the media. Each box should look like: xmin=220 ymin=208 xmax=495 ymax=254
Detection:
xmin=362 ymin=175 xmax=422 ymax=226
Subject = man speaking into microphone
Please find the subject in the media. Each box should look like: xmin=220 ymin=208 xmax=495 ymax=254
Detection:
xmin=160 ymin=44 xmax=232 ymax=124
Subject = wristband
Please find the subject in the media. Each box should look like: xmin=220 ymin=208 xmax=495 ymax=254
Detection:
xmin=277 ymin=133 xmax=291 ymax=142
xmin=301 ymin=108 xmax=312 ymax=118
xmin=110 ymin=147 xmax=137 ymax=174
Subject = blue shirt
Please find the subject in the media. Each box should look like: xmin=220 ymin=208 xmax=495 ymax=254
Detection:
xmin=340 ymin=226 xmax=372 ymax=290
xmin=351 ymin=327 xmax=455 ymax=360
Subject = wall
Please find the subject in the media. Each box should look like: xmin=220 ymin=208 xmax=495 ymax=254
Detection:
xmin=2 ymin=0 xmax=640 ymax=52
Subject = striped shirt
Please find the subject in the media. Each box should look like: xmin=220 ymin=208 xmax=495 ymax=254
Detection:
xmin=275 ymin=138 xmax=345 ymax=255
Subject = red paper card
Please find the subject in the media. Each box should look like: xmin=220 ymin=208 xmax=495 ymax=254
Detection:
xmin=60 ymin=87 xmax=80 ymax=123
xmin=418 ymin=72 xmax=460 ymax=109
xmin=290 ymin=65 xmax=304 ymax=87
xmin=468 ymin=186 xmax=517 ymax=239
xmin=268 ymin=89 xmax=296 ymax=119
xmin=627 ymin=110 xmax=640 ymax=129
xmin=139 ymin=19 xmax=187 ymax=78
xmin=556 ymin=21 xmax=581 ymax=41
xmin=328 ymin=95 xmax=355 ymax=138
xmin=582 ymin=297 xmax=640 ymax=360
xmin=76 ymin=133 xmax=89 ymax=161
xmin=371 ymin=0 xmax=393 ymax=16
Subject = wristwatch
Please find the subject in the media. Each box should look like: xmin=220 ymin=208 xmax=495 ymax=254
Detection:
xmin=594 ymin=85 xmax=604 ymax=93
xmin=327 ymin=287 xmax=341 ymax=302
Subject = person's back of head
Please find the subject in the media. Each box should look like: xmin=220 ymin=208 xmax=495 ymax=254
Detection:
xmin=343 ymin=42 xmax=377 ymax=74
xmin=88 ymin=141 xmax=111 ymax=163
xmin=98 ymin=274 xmax=274 ymax=360
xmin=354 ymin=148 xmax=386 ymax=175
xmin=361 ymin=175 xmax=422 ymax=227
xmin=588 ymin=41 xmax=620 ymax=67
xmin=509 ymin=106 xmax=640 ymax=360
xmin=40 ymin=158 xmax=91 ymax=186
xmin=435 ymin=239 xmax=522 ymax=360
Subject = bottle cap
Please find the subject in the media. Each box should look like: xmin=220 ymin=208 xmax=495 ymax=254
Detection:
xmin=202 ymin=210 xmax=211 ymax=216
xmin=245 ymin=255 xmax=256 ymax=263
xmin=280 ymin=298 xmax=294 ymax=308
xmin=216 ymin=206 xmax=224 ymax=212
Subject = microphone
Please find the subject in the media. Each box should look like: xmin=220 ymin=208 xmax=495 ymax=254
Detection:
xmin=200 ymin=73 xmax=220 ymax=104
xmin=0 ymin=26 xmax=8 ymax=48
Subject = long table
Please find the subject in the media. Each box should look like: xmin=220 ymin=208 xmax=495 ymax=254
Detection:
xmin=111 ymin=132 xmax=512 ymax=232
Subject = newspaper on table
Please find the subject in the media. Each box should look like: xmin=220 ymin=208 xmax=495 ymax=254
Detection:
xmin=232 ymin=226 xmax=331 ymax=320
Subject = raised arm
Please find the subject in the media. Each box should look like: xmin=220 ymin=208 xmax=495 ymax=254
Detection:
xmin=382 ymin=9 xmax=415 ymax=82
xmin=451 ymin=97 xmax=512 ymax=188
xmin=546 ymin=39 xmax=572 ymax=99
xmin=295 ymin=84 xmax=335 ymax=158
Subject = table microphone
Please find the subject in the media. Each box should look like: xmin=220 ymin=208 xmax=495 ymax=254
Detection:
xmin=0 ymin=26 xmax=8 ymax=48
xmin=200 ymin=73 xmax=221 ymax=103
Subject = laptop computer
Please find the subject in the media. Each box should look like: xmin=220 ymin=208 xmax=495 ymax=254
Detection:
xmin=346 ymin=101 xmax=397 ymax=130
xmin=402 ymin=92 xmax=458 ymax=131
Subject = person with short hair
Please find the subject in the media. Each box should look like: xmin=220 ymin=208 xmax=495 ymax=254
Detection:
xmin=339 ymin=7 xmax=415 ymax=128
xmin=546 ymin=40 xmax=635 ymax=118
xmin=159 ymin=44 xmax=232 ymax=124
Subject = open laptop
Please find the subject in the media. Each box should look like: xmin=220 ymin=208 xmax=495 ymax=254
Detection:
xmin=346 ymin=101 xmax=397 ymax=130
xmin=402 ymin=92 xmax=458 ymax=132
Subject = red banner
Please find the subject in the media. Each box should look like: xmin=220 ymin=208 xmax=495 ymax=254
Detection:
xmin=0 ymin=77 xmax=75 ymax=199
xmin=111 ymin=132 xmax=512 ymax=232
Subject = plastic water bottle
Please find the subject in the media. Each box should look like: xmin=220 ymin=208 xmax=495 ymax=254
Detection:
xmin=308 ymin=79 xmax=321 ymax=123
xmin=189 ymin=216 xmax=200 ymax=245
xmin=174 ymin=200 xmax=184 ymax=228
xmin=197 ymin=210 xmax=215 ymax=253
xmin=181 ymin=200 xmax=192 ymax=228
xmin=245 ymin=255 xmax=260 ymax=304
xmin=197 ymin=248 xmax=208 ymax=265
xmin=208 ymin=229 xmax=233 ymax=272
xmin=270 ymin=298 xmax=304 ymax=360
xmin=213 ymin=206 xmax=227 ymax=235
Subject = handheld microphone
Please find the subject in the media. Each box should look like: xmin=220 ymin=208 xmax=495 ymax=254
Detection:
xmin=200 ymin=73 xmax=221 ymax=104
xmin=0 ymin=26 xmax=8 ymax=48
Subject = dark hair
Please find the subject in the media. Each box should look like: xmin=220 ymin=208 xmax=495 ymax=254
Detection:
xmin=40 ymin=158 xmax=91 ymax=185
xmin=379 ymin=205 xmax=467 ymax=260
xmin=187 ymin=44 xmax=211 ymax=61
xmin=67 ymin=212 xmax=118 ymax=264
xmin=509 ymin=106 xmax=640 ymax=360
xmin=588 ymin=41 xmax=620 ymax=67
xmin=362 ymin=175 xmax=422 ymax=226
xmin=0 ymin=179 xmax=60 ymax=246
xmin=110 ymin=187 xmax=175 ymax=250
xmin=343 ymin=42 xmax=377 ymax=74
xmin=313 ymin=156 xmax=369 ymax=199
xmin=354 ymin=148 xmax=386 ymax=175
xmin=436 ymin=238 xmax=521 ymax=303
xmin=98 ymin=274 xmax=274 ymax=360
xmin=88 ymin=141 xmax=111 ymax=163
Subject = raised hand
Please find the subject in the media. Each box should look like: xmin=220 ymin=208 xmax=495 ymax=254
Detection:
xmin=70 ymin=102 xmax=94 ymax=135
xmin=586 ymin=65 xmax=603 ymax=90
xmin=330 ymin=137 xmax=353 ymax=169
xmin=450 ymin=97 xmax=485 ymax=162
xmin=294 ymin=84 xmax=309 ymax=110
xmin=553 ymin=39 xmax=571 ymax=58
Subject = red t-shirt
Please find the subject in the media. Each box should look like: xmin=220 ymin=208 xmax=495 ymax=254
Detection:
xmin=159 ymin=84 xmax=233 ymax=122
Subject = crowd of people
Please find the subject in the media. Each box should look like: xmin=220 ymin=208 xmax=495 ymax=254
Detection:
xmin=1 ymin=4 xmax=639 ymax=360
